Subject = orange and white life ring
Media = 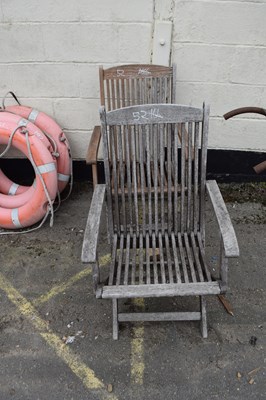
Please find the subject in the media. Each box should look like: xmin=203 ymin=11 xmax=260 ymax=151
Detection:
xmin=6 ymin=105 xmax=72 ymax=192
xmin=0 ymin=168 xmax=28 ymax=195
xmin=0 ymin=112 xmax=58 ymax=228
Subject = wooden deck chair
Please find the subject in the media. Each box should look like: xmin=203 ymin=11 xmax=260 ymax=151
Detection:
xmin=86 ymin=64 xmax=176 ymax=187
xmin=82 ymin=103 xmax=239 ymax=340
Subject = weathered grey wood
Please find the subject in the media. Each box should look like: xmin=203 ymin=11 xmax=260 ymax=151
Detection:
xmin=84 ymin=103 xmax=239 ymax=339
xmin=88 ymin=64 xmax=175 ymax=188
xmin=102 ymin=282 xmax=221 ymax=299
xmin=199 ymin=103 xmax=210 ymax=240
xmin=178 ymin=233 xmax=189 ymax=283
xmin=152 ymin=233 xmax=159 ymax=284
xmin=184 ymin=233 xmax=197 ymax=282
xmin=108 ymin=234 xmax=118 ymax=285
xmin=165 ymin=234 xmax=174 ymax=283
xmin=190 ymin=233 xmax=204 ymax=282
xmin=118 ymin=312 xmax=201 ymax=322
xmin=106 ymin=104 xmax=203 ymax=126
xmin=123 ymin=233 xmax=130 ymax=285
xmin=113 ymin=299 xmax=119 ymax=340
xmin=139 ymin=233 xmax=144 ymax=284
xmin=116 ymin=234 xmax=124 ymax=286
xmin=206 ymin=180 xmax=239 ymax=258
xmin=81 ymin=184 xmax=106 ymax=263
xmin=171 ymin=232 xmax=181 ymax=283
xmin=158 ymin=232 xmax=166 ymax=284
xmin=193 ymin=122 xmax=199 ymax=232
xmin=200 ymin=296 xmax=208 ymax=338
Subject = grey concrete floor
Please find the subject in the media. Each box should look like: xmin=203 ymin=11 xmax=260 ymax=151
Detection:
xmin=0 ymin=182 xmax=265 ymax=400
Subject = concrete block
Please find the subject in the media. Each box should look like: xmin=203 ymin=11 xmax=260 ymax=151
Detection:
xmin=174 ymin=1 xmax=266 ymax=46
xmin=78 ymin=64 xmax=101 ymax=99
xmin=1 ymin=0 xmax=153 ymax=23
xmin=64 ymin=129 xmax=91 ymax=159
xmin=209 ymin=117 xmax=266 ymax=152
xmin=1 ymin=0 xmax=80 ymax=22
xmin=0 ymin=64 xmax=82 ymax=98
xmin=118 ymin=24 xmax=152 ymax=63
xmin=78 ymin=0 xmax=153 ymax=22
xmin=174 ymin=82 xmax=265 ymax=117
xmin=41 ymin=23 xmax=119 ymax=63
xmin=172 ymin=44 xmax=234 ymax=83
xmin=52 ymin=98 xmax=99 ymax=131
xmin=0 ymin=65 xmax=14 ymax=94
xmin=0 ymin=24 xmax=45 ymax=62
xmin=230 ymin=47 xmax=266 ymax=85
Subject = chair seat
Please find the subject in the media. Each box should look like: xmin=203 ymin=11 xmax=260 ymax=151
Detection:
xmin=100 ymin=231 xmax=221 ymax=299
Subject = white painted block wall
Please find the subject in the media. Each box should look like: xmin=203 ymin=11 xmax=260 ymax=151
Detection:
xmin=0 ymin=0 xmax=265 ymax=159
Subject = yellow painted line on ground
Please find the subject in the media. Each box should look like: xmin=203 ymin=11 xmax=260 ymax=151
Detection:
xmin=33 ymin=253 xmax=112 ymax=306
xmin=130 ymin=298 xmax=145 ymax=385
xmin=0 ymin=271 xmax=118 ymax=400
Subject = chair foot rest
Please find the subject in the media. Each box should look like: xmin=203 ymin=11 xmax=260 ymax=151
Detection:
xmin=118 ymin=311 xmax=201 ymax=322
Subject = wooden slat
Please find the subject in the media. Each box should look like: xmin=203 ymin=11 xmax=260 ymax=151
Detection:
xmin=131 ymin=125 xmax=139 ymax=235
xmin=193 ymin=122 xmax=199 ymax=232
xmin=110 ymin=127 xmax=120 ymax=233
xmin=139 ymin=233 xmax=144 ymax=284
xmin=131 ymin=233 xmax=137 ymax=284
xmin=177 ymin=233 xmax=189 ymax=283
xmin=180 ymin=123 xmax=186 ymax=233
xmin=184 ymin=233 xmax=197 ymax=282
xmin=187 ymin=122 xmax=193 ymax=231
xmin=171 ymin=232 xmax=181 ymax=283
xmin=190 ymin=233 xmax=204 ymax=282
xmin=139 ymin=125 xmax=146 ymax=233
xmin=145 ymin=233 xmax=151 ymax=284
xmin=106 ymin=79 xmax=111 ymax=110
xmin=124 ymin=125 xmax=133 ymax=229
xmin=108 ymin=234 xmax=118 ymax=285
xmin=199 ymin=104 xmax=210 ymax=238
xmin=103 ymin=64 xmax=173 ymax=80
xmin=154 ymin=125 xmax=159 ymax=235
xmin=158 ymin=232 xmax=166 ymax=284
xmin=110 ymin=78 xmax=116 ymax=110
xmin=167 ymin=123 xmax=172 ymax=233
xmin=117 ymin=126 xmax=126 ymax=228
xmin=159 ymin=124 xmax=165 ymax=232
xmin=152 ymin=233 xmax=158 ymax=284
xmin=165 ymin=234 xmax=174 ymax=283
xmin=116 ymin=78 xmax=121 ymax=109
xmin=196 ymin=232 xmax=212 ymax=282
xmin=123 ymin=233 xmax=130 ymax=285
xmin=106 ymin=104 xmax=204 ymax=126
xmin=102 ymin=282 xmax=221 ymax=299
xmin=118 ymin=311 xmax=201 ymax=322
xmin=174 ymin=124 xmax=179 ymax=234
xmin=116 ymin=234 xmax=124 ymax=286
xmin=146 ymin=125 xmax=152 ymax=235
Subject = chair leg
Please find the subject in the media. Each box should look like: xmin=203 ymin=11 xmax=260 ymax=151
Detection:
xmin=92 ymin=164 xmax=98 ymax=188
xmin=200 ymin=296 xmax=208 ymax=339
xmin=112 ymin=299 xmax=119 ymax=340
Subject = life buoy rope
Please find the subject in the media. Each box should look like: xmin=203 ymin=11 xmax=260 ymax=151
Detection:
xmin=5 ymin=105 xmax=72 ymax=194
xmin=0 ymin=112 xmax=58 ymax=230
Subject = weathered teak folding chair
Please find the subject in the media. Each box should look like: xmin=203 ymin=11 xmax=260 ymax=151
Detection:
xmin=86 ymin=64 xmax=176 ymax=187
xmin=82 ymin=103 xmax=239 ymax=340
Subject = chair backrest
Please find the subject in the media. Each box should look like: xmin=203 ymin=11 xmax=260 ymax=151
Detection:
xmin=100 ymin=103 xmax=210 ymax=238
xmin=99 ymin=64 xmax=176 ymax=110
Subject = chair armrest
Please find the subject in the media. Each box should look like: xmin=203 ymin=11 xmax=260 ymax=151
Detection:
xmin=81 ymin=184 xmax=106 ymax=263
xmin=206 ymin=180 xmax=239 ymax=258
xmin=86 ymin=125 xmax=101 ymax=164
